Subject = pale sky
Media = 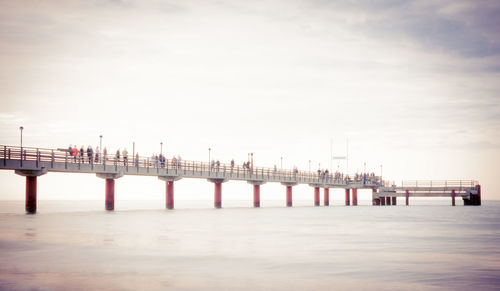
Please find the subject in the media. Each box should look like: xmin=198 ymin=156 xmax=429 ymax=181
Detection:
xmin=1 ymin=0 xmax=499 ymax=202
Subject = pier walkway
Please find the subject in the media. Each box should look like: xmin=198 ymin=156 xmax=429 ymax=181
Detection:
xmin=0 ymin=145 xmax=481 ymax=213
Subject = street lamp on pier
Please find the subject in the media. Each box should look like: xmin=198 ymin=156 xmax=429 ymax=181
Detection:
xmin=309 ymin=160 xmax=311 ymax=172
xmin=208 ymin=147 xmax=211 ymax=165
xmin=280 ymin=156 xmax=283 ymax=170
xmin=19 ymin=126 xmax=23 ymax=158
xmin=99 ymin=135 xmax=102 ymax=155
xmin=160 ymin=142 xmax=163 ymax=155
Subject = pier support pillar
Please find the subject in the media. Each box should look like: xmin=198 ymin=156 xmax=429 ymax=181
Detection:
xmin=286 ymin=186 xmax=293 ymax=207
xmin=352 ymin=188 xmax=358 ymax=206
xmin=97 ymin=173 xmax=123 ymax=211
xmin=105 ymin=179 xmax=115 ymax=210
xmin=166 ymin=181 xmax=174 ymax=209
xmin=214 ymin=182 xmax=222 ymax=208
xmin=372 ymin=189 xmax=377 ymax=205
xmin=314 ymin=187 xmax=320 ymax=206
xmin=324 ymin=188 xmax=330 ymax=206
xmin=380 ymin=196 xmax=386 ymax=205
xmin=16 ymin=169 xmax=48 ymax=214
xmin=405 ymin=190 xmax=409 ymax=206
xmin=281 ymin=183 xmax=296 ymax=207
xmin=208 ymin=179 xmax=227 ymax=208
xmin=451 ymin=189 xmax=456 ymax=206
xmin=392 ymin=197 xmax=397 ymax=206
xmin=26 ymin=176 xmax=37 ymax=214
xmin=159 ymin=176 xmax=182 ymax=210
xmin=253 ymin=184 xmax=260 ymax=207
xmin=386 ymin=196 xmax=391 ymax=206
xmin=248 ymin=181 xmax=265 ymax=208
xmin=345 ymin=189 xmax=350 ymax=206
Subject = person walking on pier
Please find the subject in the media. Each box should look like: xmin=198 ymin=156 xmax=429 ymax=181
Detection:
xmin=79 ymin=146 xmax=84 ymax=163
xmin=177 ymin=155 xmax=182 ymax=169
xmin=103 ymin=147 xmax=107 ymax=163
xmin=122 ymin=148 xmax=128 ymax=166
xmin=115 ymin=149 xmax=120 ymax=165
xmin=95 ymin=147 xmax=99 ymax=163
xmin=216 ymin=160 xmax=220 ymax=172
xmin=230 ymin=159 xmax=234 ymax=170
xmin=87 ymin=146 xmax=93 ymax=164
xmin=71 ymin=145 xmax=78 ymax=162
xmin=135 ymin=153 xmax=139 ymax=167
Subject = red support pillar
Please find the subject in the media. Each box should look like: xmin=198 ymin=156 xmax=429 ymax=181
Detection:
xmin=324 ymin=188 xmax=330 ymax=206
xmin=286 ymin=186 xmax=293 ymax=207
xmin=314 ymin=187 xmax=320 ymax=206
xmin=253 ymin=184 xmax=260 ymax=207
xmin=405 ymin=190 xmax=409 ymax=206
xmin=380 ymin=196 xmax=386 ymax=205
xmin=214 ymin=182 xmax=222 ymax=208
xmin=386 ymin=196 xmax=391 ymax=206
xmin=345 ymin=188 xmax=350 ymax=206
xmin=392 ymin=197 xmax=397 ymax=206
xmin=25 ymin=176 xmax=37 ymax=214
xmin=105 ymin=178 xmax=115 ymax=211
xmin=166 ymin=181 xmax=174 ymax=209
xmin=352 ymin=188 xmax=358 ymax=206
xmin=451 ymin=189 xmax=456 ymax=206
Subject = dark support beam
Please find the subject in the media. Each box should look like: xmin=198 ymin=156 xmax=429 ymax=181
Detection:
xmin=105 ymin=178 xmax=115 ymax=211
xmin=324 ymin=188 xmax=330 ymax=206
xmin=25 ymin=176 xmax=37 ymax=214
xmin=314 ymin=187 xmax=320 ymax=206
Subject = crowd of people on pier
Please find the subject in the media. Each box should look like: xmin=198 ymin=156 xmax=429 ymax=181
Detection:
xmin=61 ymin=145 xmax=381 ymax=184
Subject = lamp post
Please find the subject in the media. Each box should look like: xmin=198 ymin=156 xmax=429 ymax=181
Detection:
xmin=380 ymin=164 xmax=383 ymax=180
xmin=364 ymin=162 xmax=366 ymax=173
xmin=208 ymin=147 xmax=211 ymax=164
xmin=19 ymin=126 xmax=23 ymax=159
xmin=251 ymin=152 xmax=253 ymax=170
xmin=309 ymin=160 xmax=311 ymax=172
xmin=99 ymin=135 xmax=102 ymax=156
xmin=160 ymin=142 xmax=163 ymax=155
xmin=280 ymin=156 xmax=283 ymax=170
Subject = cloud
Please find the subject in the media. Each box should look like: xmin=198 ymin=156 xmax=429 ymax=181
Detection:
xmin=308 ymin=0 xmax=500 ymax=58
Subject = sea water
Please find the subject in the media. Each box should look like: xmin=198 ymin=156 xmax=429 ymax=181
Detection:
xmin=0 ymin=199 xmax=499 ymax=290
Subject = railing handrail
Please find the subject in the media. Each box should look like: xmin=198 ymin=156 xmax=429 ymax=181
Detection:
xmin=1 ymin=144 xmax=385 ymax=184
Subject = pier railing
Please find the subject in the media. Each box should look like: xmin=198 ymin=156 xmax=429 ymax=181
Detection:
xmin=1 ymin=145 xmax=383 ymax=185
xmin=400 ymin=180 xmax=478 ymax=189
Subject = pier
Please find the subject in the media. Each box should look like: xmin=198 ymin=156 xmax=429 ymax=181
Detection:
xmin=0 ymin=145 xmax=481 ymax=213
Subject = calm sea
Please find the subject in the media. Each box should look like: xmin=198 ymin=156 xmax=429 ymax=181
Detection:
xmin=0 ymin=199 xmax=499 ymax=291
